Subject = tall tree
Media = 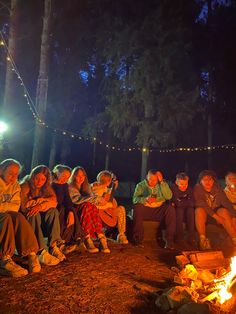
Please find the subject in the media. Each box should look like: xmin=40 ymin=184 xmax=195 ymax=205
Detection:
xmin=2 ymin=0 xmax=19 ymax=119
xmin=31 ymin=0 xmax=52 ymax=167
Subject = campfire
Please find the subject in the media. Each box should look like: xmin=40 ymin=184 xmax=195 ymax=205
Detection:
xmin=156 ymin=251 xmax=236 ymax=313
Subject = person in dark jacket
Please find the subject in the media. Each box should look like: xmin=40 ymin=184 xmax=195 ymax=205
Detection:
xmin=171 ymin=172 xmax=195 ymax=247
xmin=194 ymin=170 xmax=236 ymax=251
xmin=52 ymin=165 xmax=85 ymax=254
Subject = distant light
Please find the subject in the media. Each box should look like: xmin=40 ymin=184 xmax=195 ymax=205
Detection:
xmin=0 ymin=121 xmax=8 ymax=133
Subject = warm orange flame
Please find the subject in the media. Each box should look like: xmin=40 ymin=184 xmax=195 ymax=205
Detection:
xmin=214 ymin=256 xmax=236 ymax=304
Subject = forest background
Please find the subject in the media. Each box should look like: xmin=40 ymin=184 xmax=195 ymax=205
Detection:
xmin=0 ymin=0 xmax=236 ymax=185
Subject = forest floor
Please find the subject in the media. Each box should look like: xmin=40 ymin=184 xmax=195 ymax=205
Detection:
xmin=0 ymin=240 xmax=178 ymax=314
xmin=1 ymin=238 xmax=236 ymax=314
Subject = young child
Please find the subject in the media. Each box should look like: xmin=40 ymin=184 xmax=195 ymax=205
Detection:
xmin=171 ymin=172 xmax=195 ymax=248
xmin=91 ymin=170 xmax=128 ymax=245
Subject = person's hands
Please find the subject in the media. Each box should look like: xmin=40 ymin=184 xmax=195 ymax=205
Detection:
xmin=103 ymin=193 xmax=110 ymax=202
xmin=156 ymin=171 xmax=163 ymax=183
xmin=27 ymin=204 xmax=41 ymax=217
xmin=213 ymin=214 xmax=225 ymax=225
xmin=67 ymin=211 xmax=75 ymax=227
xmin=98 ymin=197 xmax=107 ymax=206
xmin=146 ymin=196 xmax=156 ymax=204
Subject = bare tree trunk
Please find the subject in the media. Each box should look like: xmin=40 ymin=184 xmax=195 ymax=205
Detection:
xmin=60 ymin=137 xmax=71 ymax=164
xmin=141 ymin=147 xmax=149 ymax=180
xmin=2 ymin=0 xmax=19 ymax=118
xmin=105 ymin=147 xmax=110 ymax=170
xmin=31 ymin=0 xmax=52 ymax=168
xmin=48 ymin=133 xmax=57 ymax=169
xmin=207 ymin=0 xmax=213 ymax=169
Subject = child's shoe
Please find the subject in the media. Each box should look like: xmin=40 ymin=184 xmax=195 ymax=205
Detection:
xmin=84 ymin=237 xmax=99 ymax=253
xmin=38 ymin=249 xmax=60 ymax=266
xmin=50 ymin=246 xmax=66 ymax=262
xmin=0 ymin=255 xmax=28 ymax=277
xmin=117 ymin=233 xmax=128 ymax=244
xmin=99 ymin=236 xmax=110 ymax=253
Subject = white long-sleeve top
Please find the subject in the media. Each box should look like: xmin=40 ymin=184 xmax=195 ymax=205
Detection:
xmin=0 ymin=177 xmax=21 ymax=213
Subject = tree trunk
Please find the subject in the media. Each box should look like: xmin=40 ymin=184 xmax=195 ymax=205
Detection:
xmin=31 ymin=0 xmax=52 ymax=168
xmin=48 ymin=133 xmax=57 ymax=169
xmin=60 ymin=137 xmax=71 ymax=164
xmin=2 ymin=0 xmax=19 ymax=119
xmin=105 ymin=147 xmax=110 ymax=170
xmin=141 ymin=147 xmax=149 ymax=180
xmin=207 ymin=0 xmax=213 ymax=169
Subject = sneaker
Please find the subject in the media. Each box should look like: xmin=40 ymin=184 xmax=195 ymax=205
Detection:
xmin=38 ymin=249 xmax=60 ymax=266
xmin=117 ymin=234 xmax=129 ymax=245
xmin=99 ymin=236 xmax=111 ymax=253
xmin=62 ymin=244 xmax=78 ymax=255
xmin=28 ymin=253 xmax=41 ymax=273
xmin=199 ymin=237 xmax=212 ymax=250
xmin=50 ymin=245 xmax=66 ymax=262
xmin=84 ymin=237 xmax=99 ymax=253
xmin=0 ymin=256 xmax=28 ymax=277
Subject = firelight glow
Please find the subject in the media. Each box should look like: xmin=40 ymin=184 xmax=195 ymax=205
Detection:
xmin=215 ymin=256 xmax=236 ymax=304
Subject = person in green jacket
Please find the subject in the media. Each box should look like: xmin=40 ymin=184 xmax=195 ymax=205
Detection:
xmin=132 ymin=169 xmax=176 ymax=249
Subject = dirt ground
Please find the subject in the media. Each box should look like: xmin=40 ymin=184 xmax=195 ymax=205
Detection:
xmin=0 ymin=239 xmax=235 ymax=314
xmin=0 ymin=241 xmax=177 ymax=314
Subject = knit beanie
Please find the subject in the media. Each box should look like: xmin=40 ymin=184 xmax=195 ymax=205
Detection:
xmin=198 ymin=170 xmax=217 ymax=182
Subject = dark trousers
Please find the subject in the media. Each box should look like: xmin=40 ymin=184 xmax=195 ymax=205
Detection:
xmin=133 ymin=203 xmax=176 ymax=243
xmin=175 ymin=206 xmax=195 ymax=240
xmin=59 ymin=207 xmax=85 ymax=244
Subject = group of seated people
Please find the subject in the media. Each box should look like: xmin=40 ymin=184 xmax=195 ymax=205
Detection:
xmin=132 ymin=169 xmax=236 ymax=253
xmin=0 ymin=159 xmax=128 ymax=278
xmin=1 ymin=157 xmax=236 ymax=278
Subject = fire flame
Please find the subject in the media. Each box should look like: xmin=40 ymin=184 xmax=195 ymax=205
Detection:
xmin=214 ymin=256 xmax=236 ymax=304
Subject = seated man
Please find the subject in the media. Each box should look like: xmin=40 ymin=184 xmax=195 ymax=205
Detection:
xmin=91 ymin=170 xmax=128 ymax=244
xmin=194 ymin=170 xmax=236 ymax=251
xmin=224 ymin=172 xmax=236 ymax=211
xmin=171 ymin=172 xmax=196 ymax=248
xmin=132 ymin=169 xmax=176 ymax=249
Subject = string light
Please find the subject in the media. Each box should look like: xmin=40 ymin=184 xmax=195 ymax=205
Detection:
xmin=1 ymin=31 xmax=236 ymax=154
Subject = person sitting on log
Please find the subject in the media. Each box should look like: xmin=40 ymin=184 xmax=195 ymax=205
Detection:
xmin=91 ymin=170 xmax=128 ymax=245
xmin=0 ymin=159 xmax=41 ymax=277
xmin=171 ymin=172 xmax=196 ymax=248
xmin=132 ymin=169 xmax=175 ymax=249
xmin=68 ymin=166 xmax=110 ymax=254
xmin=52 ymin=164 xmax=86 ymax=254
xmin=224 ymin=172 xmax=236 ymax=211
xmin=194 ymin=170 xmax=236 ymax=251
xmin=20 ymin=165 xmax=66 ymax=265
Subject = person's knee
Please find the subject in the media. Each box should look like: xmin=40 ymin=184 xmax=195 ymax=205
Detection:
xmin=217 ymin=207 xmax=230 ymax=219
xmin=47 ymin=207 xmax=59 ymax=218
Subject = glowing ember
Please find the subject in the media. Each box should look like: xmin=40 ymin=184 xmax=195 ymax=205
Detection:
xmin=214 ymin=256 xmax=236 ymax=304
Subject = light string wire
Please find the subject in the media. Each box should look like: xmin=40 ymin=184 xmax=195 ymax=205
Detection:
xmin=1 ymin=31 xmax=236 ymax=153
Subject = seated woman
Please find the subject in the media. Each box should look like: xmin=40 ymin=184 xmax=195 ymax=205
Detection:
xmin=194 ymin=170 xmax=236 ymax=250
xmin=68 ymin=166 xmax=110 ymax=253
xmin=52 ymin=164 xmax=85 ymax=253
xmin=20 ymin=165 xmax=65 ymax=264
xmin=0 ymin=159 xmax=40 ymax=277
xmin=91 ymin=170 xmax=128 ymax=244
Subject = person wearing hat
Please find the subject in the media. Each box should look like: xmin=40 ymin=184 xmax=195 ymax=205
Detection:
xmin=194 ymin=170 xmax=236 ymax=251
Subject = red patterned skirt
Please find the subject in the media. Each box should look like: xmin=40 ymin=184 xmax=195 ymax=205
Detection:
xmin=75 ymin=202 xmax=103 ymax=238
